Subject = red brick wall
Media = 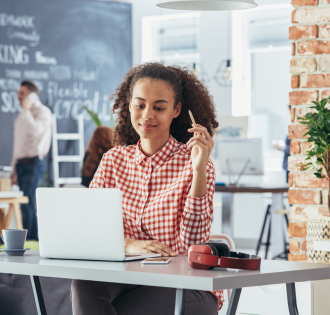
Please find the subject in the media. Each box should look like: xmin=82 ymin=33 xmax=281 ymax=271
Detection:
xmin=289 ymin=0 xmax=330 ymax=261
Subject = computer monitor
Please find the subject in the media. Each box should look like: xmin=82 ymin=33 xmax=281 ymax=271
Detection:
xmin=218 ymin=138 xmax=264 ymax=184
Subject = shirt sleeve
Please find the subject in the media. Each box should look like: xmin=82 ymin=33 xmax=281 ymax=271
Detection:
xmin=24 ymin=106 xmax=52 ymax=138
xmin=89 ymin=152 xmax=116 ymax=188
xmin=179 ymin=159 xmax=215 ymax=253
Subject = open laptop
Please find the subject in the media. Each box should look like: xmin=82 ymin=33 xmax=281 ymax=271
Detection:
xmin=36 ymin=188 xmax=161 ymax=261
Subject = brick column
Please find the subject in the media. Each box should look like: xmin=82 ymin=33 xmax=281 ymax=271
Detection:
xmin=288 ymin=0 xmax=330 ymax=261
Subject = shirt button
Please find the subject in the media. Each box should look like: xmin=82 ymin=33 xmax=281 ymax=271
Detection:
xmin=145 ymin=175 xmax=149 ymax=179
xmin=142 ymin=196 xmax=146 ymax=200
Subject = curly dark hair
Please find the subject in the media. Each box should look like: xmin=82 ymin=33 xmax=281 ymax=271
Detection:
xmin=111 ymin=62 xmax=219 ymax=146
xmin=82 ymin=126 xmax=114 ymax=177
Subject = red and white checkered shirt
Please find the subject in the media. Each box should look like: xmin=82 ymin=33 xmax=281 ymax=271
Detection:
xmin=90 ymin=134 xmax=224 ymax=310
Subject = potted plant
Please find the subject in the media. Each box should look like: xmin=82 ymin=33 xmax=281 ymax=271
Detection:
xmin=298 ymin=96 xmax=330 ymax=261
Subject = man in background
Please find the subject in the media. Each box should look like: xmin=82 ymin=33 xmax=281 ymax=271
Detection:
xmin=10 ymin=81 xmax=52 ymax=240
xmin=273 ymin=105 xmax=291 ymax=183
xmin=273 ymin=136 xmax=291 ymax=182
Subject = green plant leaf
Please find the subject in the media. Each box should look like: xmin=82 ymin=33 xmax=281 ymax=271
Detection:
xmin=82 ymin=105 xmax=102 ymax=127
xmin=321 ymin=99 xmax=328 ymax=107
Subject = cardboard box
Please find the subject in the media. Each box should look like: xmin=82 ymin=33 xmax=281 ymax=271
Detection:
xmin=0 ymin=178 xmax=11 ymax=191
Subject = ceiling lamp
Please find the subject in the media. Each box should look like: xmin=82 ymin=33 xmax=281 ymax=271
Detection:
xmin=157 ymin=0 xmax=257 ymax=10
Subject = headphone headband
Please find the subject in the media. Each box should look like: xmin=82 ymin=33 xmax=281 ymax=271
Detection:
xmin=219 ymin=254 xmax=261 ymax=270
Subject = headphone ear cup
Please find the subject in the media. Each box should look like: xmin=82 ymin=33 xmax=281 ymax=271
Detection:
xmin=199 ymin=243 xmax=218 ymax=270
xmin=188 ymin=244 xmax=214 ymax=270
xmin=210 ymin=243 xmax=230 ymax=257
xmin=205 ymin=243 xmax=218 ymax=256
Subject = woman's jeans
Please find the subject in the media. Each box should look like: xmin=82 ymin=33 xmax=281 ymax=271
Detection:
xmin=71 ymin=280 xmax=219 ymax=315
xmin=16 ymin=158 xmax=45 ymax=240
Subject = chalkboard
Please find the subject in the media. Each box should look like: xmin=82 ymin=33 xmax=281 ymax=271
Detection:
xmin=0 ymin=0 xmax=132 ymax=183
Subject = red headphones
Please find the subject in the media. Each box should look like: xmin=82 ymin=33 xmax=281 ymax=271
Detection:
xmin=188 ymin=243 xmax=261 ymax=270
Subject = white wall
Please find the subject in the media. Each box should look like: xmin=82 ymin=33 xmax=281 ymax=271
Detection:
xmin=251 ymin=49 xmax=292 ymax=148
xmin=200 ymin=11 xmax=232 ymax=116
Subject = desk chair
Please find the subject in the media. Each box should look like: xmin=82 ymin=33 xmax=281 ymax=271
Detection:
xmin=210 ymin=234 xmax=235 ymax=302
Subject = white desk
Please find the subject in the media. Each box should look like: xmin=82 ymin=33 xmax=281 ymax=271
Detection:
xmin=1 ymin=251 xmax=330 ymax=315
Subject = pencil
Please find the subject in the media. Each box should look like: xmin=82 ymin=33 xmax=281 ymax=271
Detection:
xmin=189 ymin=110 xmax=203 ymax=136
xmin=188 ymin=110 xmax=196 ymax=127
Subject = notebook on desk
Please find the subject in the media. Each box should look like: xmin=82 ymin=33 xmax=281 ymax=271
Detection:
xmin=36 ymin=188 xmax=160 ymax=261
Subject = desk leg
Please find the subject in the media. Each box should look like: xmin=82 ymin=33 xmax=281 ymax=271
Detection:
xmin=270 ymin=193 xmax=285 ymax=259
xmin=30 ymin=275 xmax=47 ymax=315
xmin=286 ymin=283 xmax=299 ymax=315
xmin=174 ymin=288 xmax=186 ymax=315
xmin=222 ymin=193 xmax=233 ymax=236
xmin=226 ymin=288 xmax=242 ymax=315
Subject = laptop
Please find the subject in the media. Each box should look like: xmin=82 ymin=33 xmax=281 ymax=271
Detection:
xmin=36 ymin=188 xmax=161 ymax=261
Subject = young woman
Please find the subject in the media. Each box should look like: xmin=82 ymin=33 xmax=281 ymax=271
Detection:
xmin=71 ymin=63 xmax=223 ymax=314
xmin=81 ymin=126 xmax=113 ymax=187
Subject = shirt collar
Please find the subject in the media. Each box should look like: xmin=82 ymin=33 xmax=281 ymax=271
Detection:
xmin=134 ymin=135 xmax=179 ymax=169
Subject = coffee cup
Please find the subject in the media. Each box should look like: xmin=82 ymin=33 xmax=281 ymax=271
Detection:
xmin=1 ymin=229 xmax=27 ymax=249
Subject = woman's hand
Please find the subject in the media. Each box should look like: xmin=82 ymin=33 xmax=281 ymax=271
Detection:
xmin=124 ymin=238 xmax=177 ymax=257
xmin=186 ymin=124 xmax=214 ymax=173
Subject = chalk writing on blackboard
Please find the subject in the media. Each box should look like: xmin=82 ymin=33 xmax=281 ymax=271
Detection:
xmin=35 ymin=51 xmax=57 ymax=65
xmin=0 ymin=0 xmax=132 ymax=169
xmin=0 ymin=45 xmax=29 ymax=64
xmin=7 ymin=28 xmax=40 ymax=47
xmin=0 ymin=14 xmax=35 ymax=28
xmin=49 ymin=66 xmax=71 ymax=81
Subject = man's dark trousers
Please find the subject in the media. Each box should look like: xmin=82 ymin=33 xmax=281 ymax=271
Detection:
xmin=16 ymin=158 xmax=45 ymax=240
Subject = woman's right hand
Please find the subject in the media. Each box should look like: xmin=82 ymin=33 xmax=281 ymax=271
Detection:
xmin=124 ymin=238 xmax=177 ymax=257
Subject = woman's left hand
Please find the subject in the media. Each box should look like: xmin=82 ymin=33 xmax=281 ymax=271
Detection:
xmin=186 ymin=124 xmax=214 ymax=173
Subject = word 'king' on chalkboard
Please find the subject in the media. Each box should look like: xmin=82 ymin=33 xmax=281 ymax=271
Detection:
xmin=0 ymin=0 xmax=132 ymax=181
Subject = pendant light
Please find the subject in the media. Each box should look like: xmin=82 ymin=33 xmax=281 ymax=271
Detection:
xmin=213 ymin=59 xmax=232 ymax=87
xmin=157 ymin=0 xmax=257 ymax=11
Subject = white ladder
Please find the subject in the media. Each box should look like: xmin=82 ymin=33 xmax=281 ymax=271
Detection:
xmin=52 ymin=114 xmax=84 ymax=188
